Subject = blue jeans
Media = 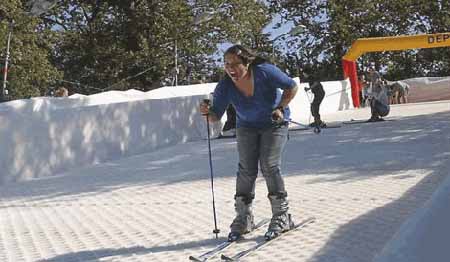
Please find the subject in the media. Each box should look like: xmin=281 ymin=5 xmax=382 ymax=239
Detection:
xmin=371 ymin=98 xmax=390 ymax=117
xmin=235 ymin=124 xmax=289 ymax=202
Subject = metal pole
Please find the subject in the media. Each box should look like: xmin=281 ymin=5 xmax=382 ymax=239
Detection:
xmin=2 ymin=20 xmax=13 ymax=101
xmin=174 ymin=39 xmax=178 ymax=86
xmin=203 ymin=99 xmax=220 ymax=239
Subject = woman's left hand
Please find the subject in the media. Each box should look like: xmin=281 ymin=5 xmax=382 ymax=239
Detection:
xmin=271 ymin=108 xmax=284 ymax=123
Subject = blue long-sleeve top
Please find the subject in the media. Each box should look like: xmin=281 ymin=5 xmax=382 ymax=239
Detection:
xmin=210 ymin=63 xmax=297 ymax=129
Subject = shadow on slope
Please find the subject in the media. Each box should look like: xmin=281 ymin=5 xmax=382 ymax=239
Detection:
xmin=0 ymin=111 xmax=448 ymax=206
xmin=284 ymin=110 xmax=449 ymax=184
xmin=36 ymin=237 xmax=226 ymax=262
xmin=283 ymin=110 xmax=450 ymax=262
xmin=309 ymin=157 xmax=449 ymax=262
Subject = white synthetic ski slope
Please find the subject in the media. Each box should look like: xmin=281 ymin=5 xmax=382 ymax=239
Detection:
xmin=0 ymin=100 xmax=448 ymax=262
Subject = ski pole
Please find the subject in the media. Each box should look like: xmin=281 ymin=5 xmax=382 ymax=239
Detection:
xmin=288 ymin=119 xmax=321 ymax=134
xmin=203 ymin=99 xmax=220 ymax=239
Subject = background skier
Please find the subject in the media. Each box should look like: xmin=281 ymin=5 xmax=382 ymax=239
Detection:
xmin=302 ymin=70 xmax=326 ymax=128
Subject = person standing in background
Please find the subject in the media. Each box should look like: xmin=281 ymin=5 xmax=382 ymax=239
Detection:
xmin=302 ymin=70 xmax=326 ymax=128
xmin=54 ymin=87 xmax=68 ymax=97
xmin=389 ymin=81 xmax=410 ymax=104
xmin=358 ymin=75 xmax=368 ymax=107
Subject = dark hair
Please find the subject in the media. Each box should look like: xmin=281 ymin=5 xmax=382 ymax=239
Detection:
xmin=54 ymin=87 xmax=69 ymax=97
xmin=224 ymin=44 xmax=266 ymax=67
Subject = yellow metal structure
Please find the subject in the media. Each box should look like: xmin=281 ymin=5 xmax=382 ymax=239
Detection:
xmin=344 ymin=33 xmax=450 ymax=61
xmin=342 ymin=32 xmax=450 ymax=107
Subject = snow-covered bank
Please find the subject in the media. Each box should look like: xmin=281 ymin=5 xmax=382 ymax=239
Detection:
xmin=0 ymin=79 xmax=352 ymax=183
xmin=0 ymin=95 xmax=219 ymax=183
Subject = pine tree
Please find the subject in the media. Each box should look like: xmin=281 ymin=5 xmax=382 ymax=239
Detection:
xmin=0 ymin=0 xmax=61 ymax=100
xmin=266 ymin=0 xmax=450 ymax=80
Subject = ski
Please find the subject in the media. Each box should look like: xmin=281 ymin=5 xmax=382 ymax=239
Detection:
xmin=321 ymin=124 xmax=342 ymax=128
xmin=289 ymin=119 xmax=341 ymax=132
xmin=221 ymin=216 xmax=316 ymax=261
xmin=290 ymin=124 xmax=341 ymax=132
xmin=217 ymin=134 xmax=236 ymax=139
xmin=343 ymin=118 xmax=396 ymax=125
xmin=189 ymin=218 xmax=270 ymax=262
xmin=290 ymin=127 xmax=310 ymax=132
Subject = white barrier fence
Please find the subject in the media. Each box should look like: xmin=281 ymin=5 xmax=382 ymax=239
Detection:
xmin=0 ymin=78 xmax=352 ymax=183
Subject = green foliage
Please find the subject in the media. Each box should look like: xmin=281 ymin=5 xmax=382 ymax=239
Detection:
xmin=1 ymin=0 xmax=449 ymax=101
xmin=0 ymin=0 xmax=61 ymax=100
xmin=267 ymin=0 xmax=450 ymax=80
xmin=1 ymin=0 xmax=270 ymax=99
xmin=39 ymin=0 xmax=270 ymax=94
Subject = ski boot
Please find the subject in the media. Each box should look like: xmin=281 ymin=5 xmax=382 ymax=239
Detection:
xmin=264 ymin=194 xmax=295 ymax=241
xmin=228 ymin=196 xmax=255 ymax=242
xmin=318 ymin=120 xmax=327 ymax=128
xmin=368 ymin=116 xmax=384 ymax=122
xmin=309 ymin=119 xmax=327 ymax=128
